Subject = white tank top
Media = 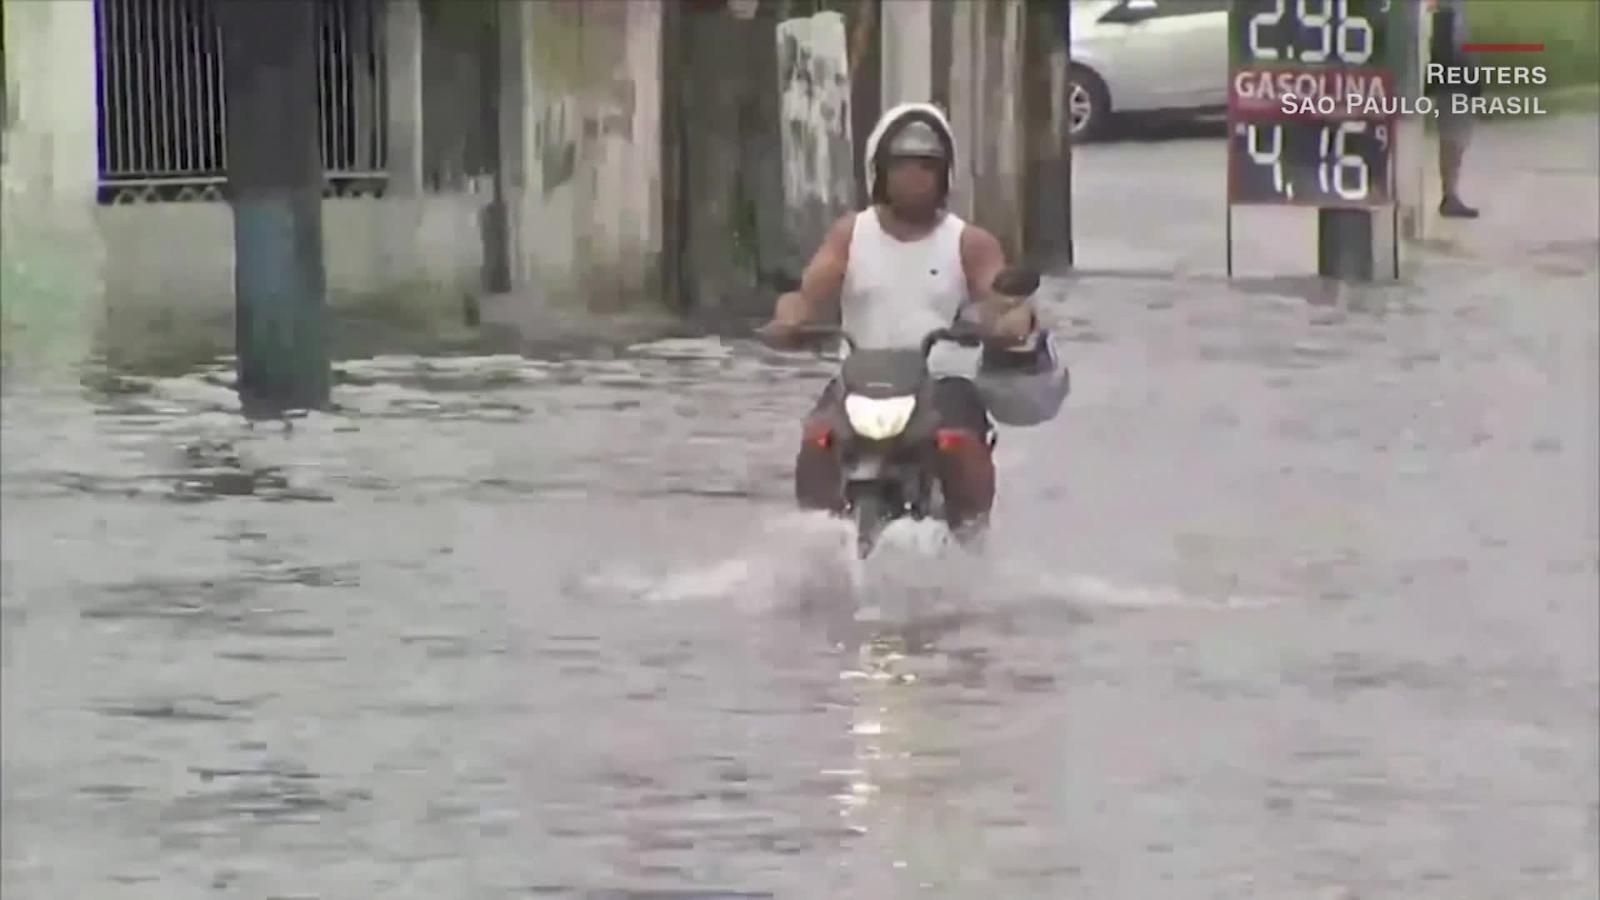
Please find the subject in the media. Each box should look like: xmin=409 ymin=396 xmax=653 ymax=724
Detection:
xmin=840 ymin=207 xmax=979 ymax=379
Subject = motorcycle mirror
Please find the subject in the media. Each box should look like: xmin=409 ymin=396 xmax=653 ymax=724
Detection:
xmin=991 ymin=266 xmax=1041 ymax=297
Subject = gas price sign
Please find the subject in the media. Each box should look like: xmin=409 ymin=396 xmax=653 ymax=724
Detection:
xmin=1227 ymin=0 xmax=1397 ymax=208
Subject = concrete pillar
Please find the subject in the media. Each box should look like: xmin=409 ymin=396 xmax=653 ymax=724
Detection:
xmin=0 ymin=0 xmax=103 ymax=379
xmin=1021 ymin=0 xmax=1072 ymax=270
xmin=1393 ymin=0 xmax=1430 ymax=254
xmin=218 ymin=0 xmax=330 ymax=413
xmin=507 ymin=2 xmax=664 ymax=313
xmin=777 ymin=12 xmax=855 ymax=270
xmin=478 ymin=0 xmax=510 ymax=295
xmin=592 ymin=0 xmax=664 ymax=309
xmin=0 ymin=1 xmax=97 ymax=203
xmin=879 ymin=0 xmax=932 ymax=107
xmin=495 ymin=0 xmax=528 ymax=292
xmin=1369 ymin=0 xmax=1426 ymax=279
xmin=949 ymin=0 xmax=1025 ymax=258
xmin=383 ymin=0 xmax=424 ymax=197
xmin=946 ymin=3 xmax=979 ymax=217
xmin=947 ymin=0 xmax=1027 ymax=241
xmin=677 ymin=4 xmax=750 ymax=313
xmin=375 ymin=0 xmax=427 ymax=302
xmin=846 ymin=0 xmax=882 ymax=207
xmin=930 ymin=0 xmax=953 ymax=112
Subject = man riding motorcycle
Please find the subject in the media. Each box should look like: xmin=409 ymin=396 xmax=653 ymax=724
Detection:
xmin=758 ymin=103 xmax=1038 ymax=537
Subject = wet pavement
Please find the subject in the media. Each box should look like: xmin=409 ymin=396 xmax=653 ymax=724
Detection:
xmin=4 ymin=128 xmax=1599 ymax=898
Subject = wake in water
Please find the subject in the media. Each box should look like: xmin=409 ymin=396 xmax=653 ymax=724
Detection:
xmin=572 ymin=506 xmax=1290 ymax=642
xmin=573 ymin=510 xmax=997 ymax=622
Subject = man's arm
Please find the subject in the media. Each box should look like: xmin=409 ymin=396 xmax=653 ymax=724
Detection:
xmin=761 ymin=213 xmax=854 ymax=344
xmin=960 ymin=225 xmax=1035 ymax=342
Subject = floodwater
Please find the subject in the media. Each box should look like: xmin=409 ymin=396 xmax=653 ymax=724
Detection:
xmin=3 ymin=258 xmax=1597 ymax=898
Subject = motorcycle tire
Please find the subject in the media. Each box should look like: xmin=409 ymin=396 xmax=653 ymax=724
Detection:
xmin=852 ymin=491 xmax=892 ymax=560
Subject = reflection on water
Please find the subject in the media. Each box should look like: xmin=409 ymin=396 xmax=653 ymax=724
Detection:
xmin=3 ymin=265 xmax=1597 ymax=897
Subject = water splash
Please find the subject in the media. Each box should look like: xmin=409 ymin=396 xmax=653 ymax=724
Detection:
xmin=1015 ymin=571 xmax=1288 ymax=611
xmin=574 ymin=511 xmax=858 ymax=613
xmin=570 ymin=509 xmax=1011 ymax=634
xmin=571 ymin=498 xmax=1293 ymax=639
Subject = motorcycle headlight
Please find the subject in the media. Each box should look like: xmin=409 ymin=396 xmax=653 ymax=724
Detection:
xmin=844 ymin=394 xmax=917 ymax=441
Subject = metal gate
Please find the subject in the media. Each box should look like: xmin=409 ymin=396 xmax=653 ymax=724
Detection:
xmin=93 ymin=0 xmax=388 ymax=204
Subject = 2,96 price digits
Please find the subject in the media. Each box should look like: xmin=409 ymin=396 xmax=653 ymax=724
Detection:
xmin=1240 ymin=0 xmax=1387 ymax=65
xmin=1231 ymin=118 xmax=1391 ymax=206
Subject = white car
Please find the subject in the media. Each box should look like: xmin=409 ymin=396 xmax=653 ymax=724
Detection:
xmin=1068 ymin=0 xmax=1231 ymax=141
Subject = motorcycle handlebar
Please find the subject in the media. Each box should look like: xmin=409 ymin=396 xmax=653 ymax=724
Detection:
xmin=918 ymin=325 xmax=983 ymax=357
xmin=779 ymin=326 xmax=857 ymax=353
xmin=760 ymin=325 xmax=981 ymax=357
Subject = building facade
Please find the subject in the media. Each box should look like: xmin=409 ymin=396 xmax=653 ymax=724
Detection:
xmin=1 ymin=0 xmax=1039 ymax=364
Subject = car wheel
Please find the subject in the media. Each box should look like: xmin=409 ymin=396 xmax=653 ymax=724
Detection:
xmin=1067 ymin=66 xmax=1110 ymax=143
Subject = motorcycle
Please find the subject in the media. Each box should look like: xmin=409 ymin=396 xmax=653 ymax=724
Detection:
xmin=764 ymin=267 xmax=1042 ymax=559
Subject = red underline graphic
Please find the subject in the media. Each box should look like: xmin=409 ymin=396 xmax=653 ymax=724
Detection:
xmin=1462 ymin=43 xmax=1545 ymax=53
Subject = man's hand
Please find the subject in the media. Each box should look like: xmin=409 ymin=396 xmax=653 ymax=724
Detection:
xmin=755 ymin=320 xmax=788 ymax=344
xmin=960 ymin=225 xmax=1039 ymax=345
xmin=761 ymin=216 xmax=852 ymax=347
xmin=991 ymin=302 xmax=1036 ymax=344
xmin=757 ymin=291 xmax=809 ymax=347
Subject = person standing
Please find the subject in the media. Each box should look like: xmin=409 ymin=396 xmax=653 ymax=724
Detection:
xmin=1428 ymin=0 xmax=1481 ymax=218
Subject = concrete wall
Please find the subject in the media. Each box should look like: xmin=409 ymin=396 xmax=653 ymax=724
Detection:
xmin=504 ymin=0 xmax=664 ymax=315
xmin=0 ymin=1 xmax=97 ymax=205
xmin=946 ymin=0 xmax=1026 ymax=257
xmin=5 ymin=0 xmax=1051 ymax=356
xmin=2 ymin=0 xmax=498 ymax=371
xmin=97 ymin=195 xmax=487 ymax=326
xmin=0 ymin=0 xmax=103 ymax=373
xmin=6 ymin=0 xmax=679 ymax=367
xmin=100 ymin=0 xmax=490 ymax=341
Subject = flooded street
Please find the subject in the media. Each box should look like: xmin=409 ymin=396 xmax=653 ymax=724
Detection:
xmin=3 ymin=249 xmax=1596 ymax=898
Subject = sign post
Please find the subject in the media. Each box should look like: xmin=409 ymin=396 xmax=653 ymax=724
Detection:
xmin=1226 ymin=0 xmax=1400 ymax=281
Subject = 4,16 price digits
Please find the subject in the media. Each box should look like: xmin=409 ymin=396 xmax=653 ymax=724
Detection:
xmin=1238 ymin=119 xmax=1390 ymax=204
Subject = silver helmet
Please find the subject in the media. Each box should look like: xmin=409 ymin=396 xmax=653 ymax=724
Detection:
xmin=863 ymin=103 xmax=958 ymax=200
xmin=883 ymin=120 xmax=947 ymax=160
